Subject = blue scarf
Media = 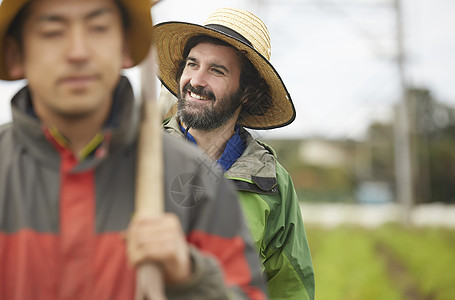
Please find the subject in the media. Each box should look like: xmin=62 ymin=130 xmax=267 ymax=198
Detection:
xmin=179 ymin=123 xmax=246 ymax=172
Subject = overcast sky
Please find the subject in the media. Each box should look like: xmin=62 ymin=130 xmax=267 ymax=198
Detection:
xmin=1 ymin=0 xmax=454 ymax=140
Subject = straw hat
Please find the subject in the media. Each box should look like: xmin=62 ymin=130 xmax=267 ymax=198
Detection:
xmin=0 ymin=0 xmax=156 ymax=81
xmin=154 ymin=7 xmax=296 ymax=130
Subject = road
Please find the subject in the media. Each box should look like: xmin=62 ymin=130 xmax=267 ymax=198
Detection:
xmin=300 ymin=203 xmax=455 ymax=228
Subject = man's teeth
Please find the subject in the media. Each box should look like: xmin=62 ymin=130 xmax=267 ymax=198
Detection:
xmin=190 ymin=92 xmax=209 ymax=100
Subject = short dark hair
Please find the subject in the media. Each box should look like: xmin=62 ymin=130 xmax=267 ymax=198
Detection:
xmin=6 ymin=0 xmax=130 ymax=50
xmin=176 ymin=35 xmax=272 ymax=121
xmin=6 ymin=2 xmax=32 ymax=50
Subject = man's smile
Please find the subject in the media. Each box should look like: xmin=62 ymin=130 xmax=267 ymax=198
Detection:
xmin=188 ymin=91 xmax=211 ymax=101
xmin=182 ymin=83 xmax=216 ymax=103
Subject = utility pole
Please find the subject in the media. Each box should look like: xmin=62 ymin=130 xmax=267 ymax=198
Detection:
xmin=393 ymin=0 xmax=414 ymax=225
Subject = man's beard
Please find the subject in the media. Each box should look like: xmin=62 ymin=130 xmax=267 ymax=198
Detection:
xmin=177 ymin=83 xmax=243 ymax=131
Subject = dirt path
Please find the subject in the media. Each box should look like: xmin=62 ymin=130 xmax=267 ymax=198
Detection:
xmin=376 ymin=242 xmax=435 ymax=300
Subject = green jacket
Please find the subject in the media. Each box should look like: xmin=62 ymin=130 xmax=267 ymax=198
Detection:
xmin=164 ymin=116 xmax=315 ymax=300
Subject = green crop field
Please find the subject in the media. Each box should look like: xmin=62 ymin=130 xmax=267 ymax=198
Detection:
xmin=306 ymin=224 xmax=455 ymax=300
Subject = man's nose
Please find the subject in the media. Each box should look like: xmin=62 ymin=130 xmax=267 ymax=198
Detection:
xmin=66 ymin=27 xmax=89 ymax=63
xmin=189 ymin=69 xmax=208 ymax=88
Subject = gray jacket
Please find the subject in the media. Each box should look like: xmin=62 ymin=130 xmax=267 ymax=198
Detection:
xmin=0 ymin=77 xmax=267 ymax=300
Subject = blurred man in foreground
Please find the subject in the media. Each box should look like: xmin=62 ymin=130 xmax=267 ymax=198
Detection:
xmin=0 ymin=0 xmax=266 ymax=298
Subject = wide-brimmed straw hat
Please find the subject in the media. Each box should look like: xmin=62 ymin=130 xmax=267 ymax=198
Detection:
xmin=154 ymin=7 xmax=296 ymax=130
xmin=0 ymin=0 xmax=155 ymax=81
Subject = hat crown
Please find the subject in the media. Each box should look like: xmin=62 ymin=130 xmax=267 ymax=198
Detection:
xmin=203 ymin=8 xmax=271 ymax=61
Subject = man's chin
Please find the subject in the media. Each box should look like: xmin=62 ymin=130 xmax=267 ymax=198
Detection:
xmin=179 ymin=101 xmax=209 ymax=115
xmin=57 ymin=111 xmax=95 ymax=120
xmin=53 ymin=104 xmax=100 ymax=120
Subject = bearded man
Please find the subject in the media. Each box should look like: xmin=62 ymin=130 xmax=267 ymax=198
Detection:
xmin=156 ymin=7 xmax=315 ymax=300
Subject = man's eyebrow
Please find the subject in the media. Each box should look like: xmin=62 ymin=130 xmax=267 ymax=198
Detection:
xmin=186 ymin=57 xmax=197 ymax=62
xmin=36 ymin=14 xmax=65 ymax=23
xmin=36 ymin=7 xmax=115 ymax=23
xmin=85 ymin=7 xmax=116 ymax=21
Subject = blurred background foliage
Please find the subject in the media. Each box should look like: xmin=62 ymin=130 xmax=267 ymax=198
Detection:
xmin=306 ymin=225 xmax=455 ymax=300
xmin=265 ymin=88 xmax=455 ymax=205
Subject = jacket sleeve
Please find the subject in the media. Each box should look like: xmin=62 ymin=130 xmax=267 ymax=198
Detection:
xmin=261 ymin=161 xmax=315 ymax=300
xmin=235 ymin=160 xmax=315 ymax=300
xmin=163 ymin=134 xmax=268 ymax=299
xmin=165 ymin=246 xmax=229 ymax=299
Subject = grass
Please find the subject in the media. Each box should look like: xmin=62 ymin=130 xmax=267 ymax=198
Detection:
xmin=306 ymin=225 xmax=455 ymax=300
xmin=376 ymin=225 xmax=455 ymax=300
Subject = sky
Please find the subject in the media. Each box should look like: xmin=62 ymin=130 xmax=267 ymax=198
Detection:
xmin=0 ymin=0 xmax=454 ymax=140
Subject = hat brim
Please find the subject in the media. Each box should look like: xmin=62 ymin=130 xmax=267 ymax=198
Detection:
xmin=0 ymin=0 xmax=154 ymax=81
xmin=154 ymin=21 xmax=296 ymax=130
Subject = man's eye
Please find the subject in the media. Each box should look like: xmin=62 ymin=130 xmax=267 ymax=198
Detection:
xmin=212 ymin=68 xmax=224 ymax=75
xmin=40 ymin=31 xmax=63 ymax=38
xmin=91 ymin=25 xmax=109 ymax=33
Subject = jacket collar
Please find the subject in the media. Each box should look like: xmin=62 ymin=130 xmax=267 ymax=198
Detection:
xmin=225 ymin=127 xmax=277 ymax=181
xmin=163 ymin=115 xmax=277 ymax=182
xmin=10 ymin=76 xmax=139 ymax=170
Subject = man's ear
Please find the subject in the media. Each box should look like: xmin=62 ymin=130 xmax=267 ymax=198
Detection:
xmin=4 ymin=36 xmax=25 ymax=79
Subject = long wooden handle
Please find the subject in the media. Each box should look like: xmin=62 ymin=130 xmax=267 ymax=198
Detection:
xmin=135 ymin=46 xmax=167 ymax=300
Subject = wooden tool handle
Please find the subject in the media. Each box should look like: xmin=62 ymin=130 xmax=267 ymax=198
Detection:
xmin=135 ymin=45 xmax=167 ymax=300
